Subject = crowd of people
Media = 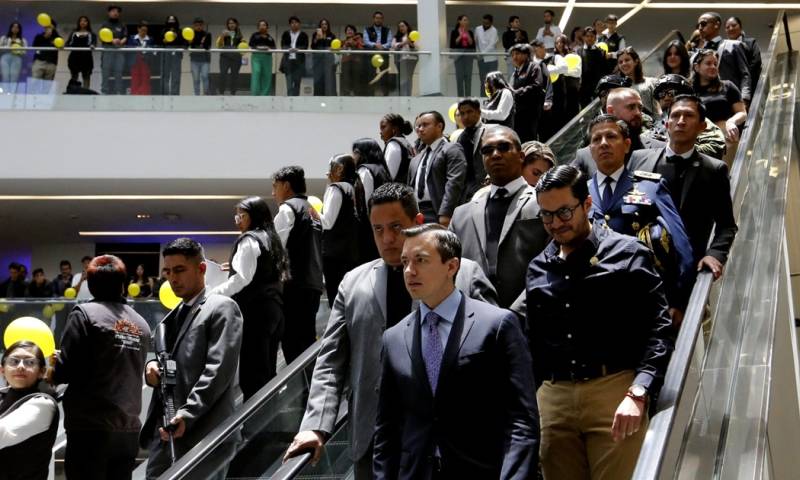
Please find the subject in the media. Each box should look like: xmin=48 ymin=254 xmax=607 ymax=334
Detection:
xmin=0 ymin=8 xmax=756 ymax=480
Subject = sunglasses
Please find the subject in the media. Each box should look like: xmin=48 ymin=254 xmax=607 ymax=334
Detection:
xmin=656 ymin=89 xmax=678 ymax=99
xmin=480 ymin=141 xmax=515 ymax=156
xmin=697 ymin=20 xmax=709 ymax=28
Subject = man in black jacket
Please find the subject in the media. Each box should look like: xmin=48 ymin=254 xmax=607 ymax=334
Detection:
xmin=697 ymin=12 xmax=752 ymax=102
xmin=510 ymin=44 xmax=546 ymax=143
xmin=280 ymin=16 xmax=309 ymax=96
xmin=0 ymin=262 xmax=26 ymax=298
xmin=577 ymin=26 xmax=608 ymax=108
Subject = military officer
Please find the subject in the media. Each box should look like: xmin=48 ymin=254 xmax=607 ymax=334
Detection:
xmin=586 ymin=113 xmax=694 ymax=322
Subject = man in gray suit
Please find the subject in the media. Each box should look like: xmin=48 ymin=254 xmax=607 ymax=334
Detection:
xmin=141 ymin=238 xmax=243 ymax=479
xmin=408 ymin=111 xmax=467 ymax=226
xmin=456 ymin=98 xmax=488 ymax=201
xmin=572 ymin=88 xmax=664 ymax=177
xmin=450 ymin=125 xmax=549 ymax=315
xmin=284 ymin=183 xmax=497 ymax=479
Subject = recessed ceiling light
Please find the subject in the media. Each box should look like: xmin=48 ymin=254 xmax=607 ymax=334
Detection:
xmin=136 ymin=213 xmax=151 ymax=219
xmin=79 ymin=231 xmax=239 ymax=237
xmin=0 ymin=195 xmax=244 ymax=201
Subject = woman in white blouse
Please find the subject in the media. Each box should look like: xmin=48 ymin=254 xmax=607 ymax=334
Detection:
xmin=481 ymin=71 xmax=515 ymax=128
xmin=0 ymin=340 xmax=58 ymax=480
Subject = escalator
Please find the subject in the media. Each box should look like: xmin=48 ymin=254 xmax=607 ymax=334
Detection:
xmin=151 ymin=24 xmax=786 ymax=479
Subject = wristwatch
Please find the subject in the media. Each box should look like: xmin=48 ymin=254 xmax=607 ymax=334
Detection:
xmin=626 ymin=384 xmax=648 ymax=403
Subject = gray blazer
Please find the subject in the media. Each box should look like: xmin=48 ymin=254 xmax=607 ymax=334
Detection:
xmin=298 ymin=257 xmax=497 ymax=461
xmin=450 ymin=184 xmax=549 ymax=314
xmin=408 ymin=139 xmax=467 ymax=218
xmin=140 ymin=291 xmax=243 ymax=470
xmin=713 ymin=39 xmax=753 ymax=101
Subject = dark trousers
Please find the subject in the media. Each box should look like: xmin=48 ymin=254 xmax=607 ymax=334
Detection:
xmin=514 ymin=107 xmax=543 ymax=143
xmin=419 ymin=201 xmax=438 ymax=223
xmin=238 ymin=295 xmax=284 ymax=400
xmin=285 ymin=60 xmax=304 ymax=96
xmin=161 ymin=53 xmax=182 ymax=95
xmin=219 ymin=54 xmax=241 ymax=94
xmin=65 ymin=430 xmax=139 ymax=480
xmin=146 ymin=435 xmax=235 ymax=480
xmin=281 ymin=285 xmax=321 ymax=363
xmin=323 ymin=258 xmax=355 ymax=308
xmin=354 ymin=444 xmax=373 ymax=480
xmin=453 ymin=55 xmax=474 ymax=96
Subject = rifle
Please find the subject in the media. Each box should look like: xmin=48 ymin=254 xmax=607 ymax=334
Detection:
xmin=155 ymin=325 xmax=179 ymax=464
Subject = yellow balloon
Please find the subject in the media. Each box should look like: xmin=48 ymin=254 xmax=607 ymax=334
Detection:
xmin=37 ymin=13 xmax=52 ymax=28
xmin=99 ymin=28 xmax=114 ymax=43
xmin=308 ymin=196 xmax=323 ymax=214
xmin=53 ymin=37 xmax=65 ymax=48
xmin=64 ymin=287 xmax=77 ymax=299
xmin=565 ymin=53 xmax=581 ymax=71
xmin=182 ymin=27 xmax=195 ymax=42
xmin=549 ymin=72 xmax=560 ymax=83
xmin=159 ymin=281 xmax=181 ymax=310
xmin=330 ymin=38 xmax=342 ymax=50
xmin=597 ymin=42 xmax=609 ymax=54
xmin=42 ymin=306 xmax=54 ymax=318
xmin=371 ymin=54 xmax=384 ymax=69
xmin=128 ymin=283 xmax=141 ymax=298
xmin=4 ymin=317 xmax=56 ymax=357
xmin=52 ymin=303 xmax=65 ymax=312
xmin=0 ymin=303 xmax=9 ymax=313
xmin=448 ymin=102 xmax=458 ymax=124
xmin=408 ymin=30 xmax=420 ymax=43
xmin=164 ymin=31 xmax=177 ymax=43
xmin=238 ymin=41 xmax=250 ymax=50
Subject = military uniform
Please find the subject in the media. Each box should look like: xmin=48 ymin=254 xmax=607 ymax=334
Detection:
xmin=588 ymin=168 xmax=694 ymax=310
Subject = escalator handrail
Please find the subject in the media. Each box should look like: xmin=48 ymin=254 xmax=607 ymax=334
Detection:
xmin=545 ymin=29 xmax=684 ymax=148
xmin=632 ymin=10 xmax=787 ymax=479
xmin=156 ymin=340 xmax=323 ymax=480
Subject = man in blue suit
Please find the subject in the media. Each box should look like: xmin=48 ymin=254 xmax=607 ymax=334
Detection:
xmin=373 ymin=224 xmax=538 ymax=480
xmin=586 ymin=114 xmax=694 ymax=324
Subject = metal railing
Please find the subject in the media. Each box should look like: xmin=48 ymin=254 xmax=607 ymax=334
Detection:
xmin=632 ymin=10 xmax=791 ymax=479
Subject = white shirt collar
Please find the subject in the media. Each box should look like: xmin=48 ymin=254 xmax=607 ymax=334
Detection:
xmin=425 ymin=136 xmax=445 ymax=152
xmin=490 ymin=176 xmax=527 ymax=198
xmin=711 ymin=35 xmax=723 ymax=43
xmin=595 ymin=165 xmax=625 ymax=188
xmin=665 ymin=146 xmax=695 ymax=159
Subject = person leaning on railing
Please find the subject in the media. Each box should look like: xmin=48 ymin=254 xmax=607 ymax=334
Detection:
xmin=391 ymin=20 xmax=418 ymax=96
xmin=216 ymin=17 xmax=243 ymax=95
xmin=340 ymin=25 xmax=366 ymax=96
xmin=99 ymin=5 xmax=128 ymax=95
xmin=66 ymin=16 xmax=96 ymax=89
xmin=310 ymin=19 xmax=337 ymax=96
xmin=249 ymin=19 xmax=276 ymax=96
xmin=0 ymin=21 xmax=27 ymax=94
xmin=449 ymin=15 xmax=477 ymax=97
xmin=189 ymin=18 xmax=212 ymax=95
xmin=280 ymin=16 xmax=309 ymax=97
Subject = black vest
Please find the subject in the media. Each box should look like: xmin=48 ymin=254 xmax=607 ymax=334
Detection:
xmin=284 ymin=196 xmax=324 ymax=291
xmin=228 ymin=230 xmax=282 ymax=305
xmin=366 ymin=26 xmax=390 ymax=45
xmin=385 ymin=136 xmax=414 ymax=183
xmin=600 ymin=32 xmax=624 ymax=53
xmin=0 ymin=389 xmax=59 ymax=480
xmin=322 ymin=184 xmax=359 ymax=262
xmin=484 ymin=89 xmax=515 ymax=128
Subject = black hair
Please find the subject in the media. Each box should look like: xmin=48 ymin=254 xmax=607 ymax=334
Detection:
xmin=530 ymin=39 xmax=545 ymax=49
xmin=352 ymin=138 xmax=389 ymax=169
xmin=483 ymin=14 xmax=494 ymax=22
xmin=727 ymin=16 xmax=743 ymax=28
xmin=163 ymin=238 xmax=204 ymax=261
xmin=395 ymin=20 xmax=412 ymax=41
xmin=288 ymin=16 xmax=300 ymax=24
xmin=690 ymin=49 xmax=722 ymax=92
xmin=510 ymin=43 xmax=531 ymax=55
xmin=87 ymin=255 xmax=127 ymax=301
xmin=165 ymin=15 xmax=179 ymax=28
xmin=555 ymin=34 xmax=571 ymax=54
xmin=32 ymin=268 xmax=44 ymax=276
xmin=544 ymin=9 xmax=556 ymax=17
xmin=417 ymin=110 xmax=446 ymax=129
xmin=8 ymin=262 xmax=20 ymax=271
xmin=670 ymin=94 xmax=707 ymax=123
xmin=402 ymin=224 xmax=462 ymax=264
xmin=382 ymin=113 xmax=413 ymax=136
xmin=329 ymin=153 xmax=358 ymax=184
xmin=606 ymin=14 xmax=619 ymax=22
xmin=588 ymin=113 xmax=630 ymax=140
xmin=75 ymin=16 xmax=93 ymax=33
xmin=236 ymin=196 xmax=290 ymax=282
xmin=535 ymin=164 xmax=590 ymax=203
xmin=7 ymin=21 xmax=22 ymax=38
xmin=616 ymin=46 xmax=644 ymax=83
xmin=257 ymin=19 xmax=269 ymax=28
xmin=373 ymin=11 xmax=384 ymax=18
xmin=2 ymin=341 xmax=46 ymax=369
xmin=662 ymin=40 xmax=691 ymax=77
xmin=138 ymin=20 xmax=149 ymax=29
xmin=81 ymin=256 xmax=92 ymax=263
xmin=484 ymin=71 xmax=511 ymax=94
xmin=482 ymin=124 xmax=522 ymax=150
xmin=457 ymin=97 xmax=481 ymax=110
xmin=702 ymin=12 xmax=722 ymax=25
xmin=272 ymin=166 xmax=307 ymax=194
xmin=368 ymin=182 xmax=419 ymax=220
xmin=508 ymin=15 xmax=520 ymax=25
xmin=59 ymin=260 xmax=71 ymax=268
xmin=584 ymin=26 xmax=596 ymax=36
xmin=226 ymin=17 xmax=241 ymax=34
xmin=318 ymin=18 xmax=330 ymax=31
xmin=570 ymin=26 xmax=583 ymax=43
xmin=107 ymin=5 xmax=122 ymax=13
xmin=345 ymin=24 xmax=357 ymax=35
xmin=453 ymin=15 xmax=468 ymax=30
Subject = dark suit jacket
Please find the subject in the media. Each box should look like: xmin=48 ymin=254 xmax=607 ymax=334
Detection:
xmin=629 ymin=147 xmax=738 ymax=263
xmin=280 ymin=30 xmax=309 ymax=64
xmin=511 ymin=59 xmax=546 ymax=113
xmin=408 ymin=139 xmax=467 ymax=218
xmin=450 ymin=184 xmax=549 ymax=312
xmin=570 ymin=134 xmax=665 ymax=177
xmin=140 ymin=292 xmax=243 ymax=466
xmin=711 ymin=38 xmax=752 ymax=101
xmin=457 ymin=124 xmax=488 ymax=201
xmin=374 ymin=294 xmax=539 ymax=480
xmin=739 ymin=34 xmax=762 ymax=90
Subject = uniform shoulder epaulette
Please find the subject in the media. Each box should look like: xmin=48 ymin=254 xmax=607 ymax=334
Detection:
xmin=633 ymin=170 xmax=662 ymax=182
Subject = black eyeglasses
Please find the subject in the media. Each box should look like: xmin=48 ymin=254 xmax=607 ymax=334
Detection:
xmin=480 ymin=141 xmax=515 ymax=156
xmin=538 ymin=203 xmax=582 ymax=224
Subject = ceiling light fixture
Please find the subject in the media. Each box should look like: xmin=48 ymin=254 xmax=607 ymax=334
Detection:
xmin=135 ymin=213 xmax=151 ymax=219
xmin=0 ymin=195 xmax=244 ymax=201
xmin=79 ymin=231 xmax=239 ymax=237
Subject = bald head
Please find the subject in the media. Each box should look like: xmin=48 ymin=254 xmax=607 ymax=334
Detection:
xmin=606 ymin=88 xmax=643 ymax=132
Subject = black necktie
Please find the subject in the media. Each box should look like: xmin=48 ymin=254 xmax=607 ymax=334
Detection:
xmin=460 ymin=128 xmax=477 ymax=182
xmin=166 ymin=303 xmax=191 ymax=352
xmin=417 ymin=148 xmax=431 ymax=199
xmin=602 ymin=177 xmax=614 ymax=211
xmin=485 ymin=188 xmax=510 ymax=278
xmin=705 ymin=40 xmax=718 ymax=50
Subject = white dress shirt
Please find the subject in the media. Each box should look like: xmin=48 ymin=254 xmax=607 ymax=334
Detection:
xmin=415 ymin=137 xmax=445 ymax=202
xmin=481 ymin=89 xmax=514 ymax=122
xmin=665 ymin=146 xmax=695 ymax=160
xmin=71 ymin=272 xmax=93 ymax=300
xmin=384 ymin=141 xmax=402 ymax=180
xmin=357 ymin=167 xmax=375 ymax=203
xmin=419 ymin=288 xmax=462 ymax=351
xmin=209 ymin=235 xmax=261 ymax=298
xmin=536 ymin=24 xmax=562 ymax=51
xmin=273 ymin=203 xmax=296 ymax=247
xmin=474 ymin=25 xmax=499 ymax=60
xmin=0 ymin=391 xmax=55 ymax=449
xmin=490 ymin=176 xmax=528 ymax=199
xmin=319 ymin=182 xmax=354 ymax=230
xmin=595 ymin=166 xmax=625 ymax=200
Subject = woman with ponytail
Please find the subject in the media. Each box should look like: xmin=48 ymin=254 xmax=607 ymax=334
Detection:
xmin=379 ymin=113 xmax=416 ymax=183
